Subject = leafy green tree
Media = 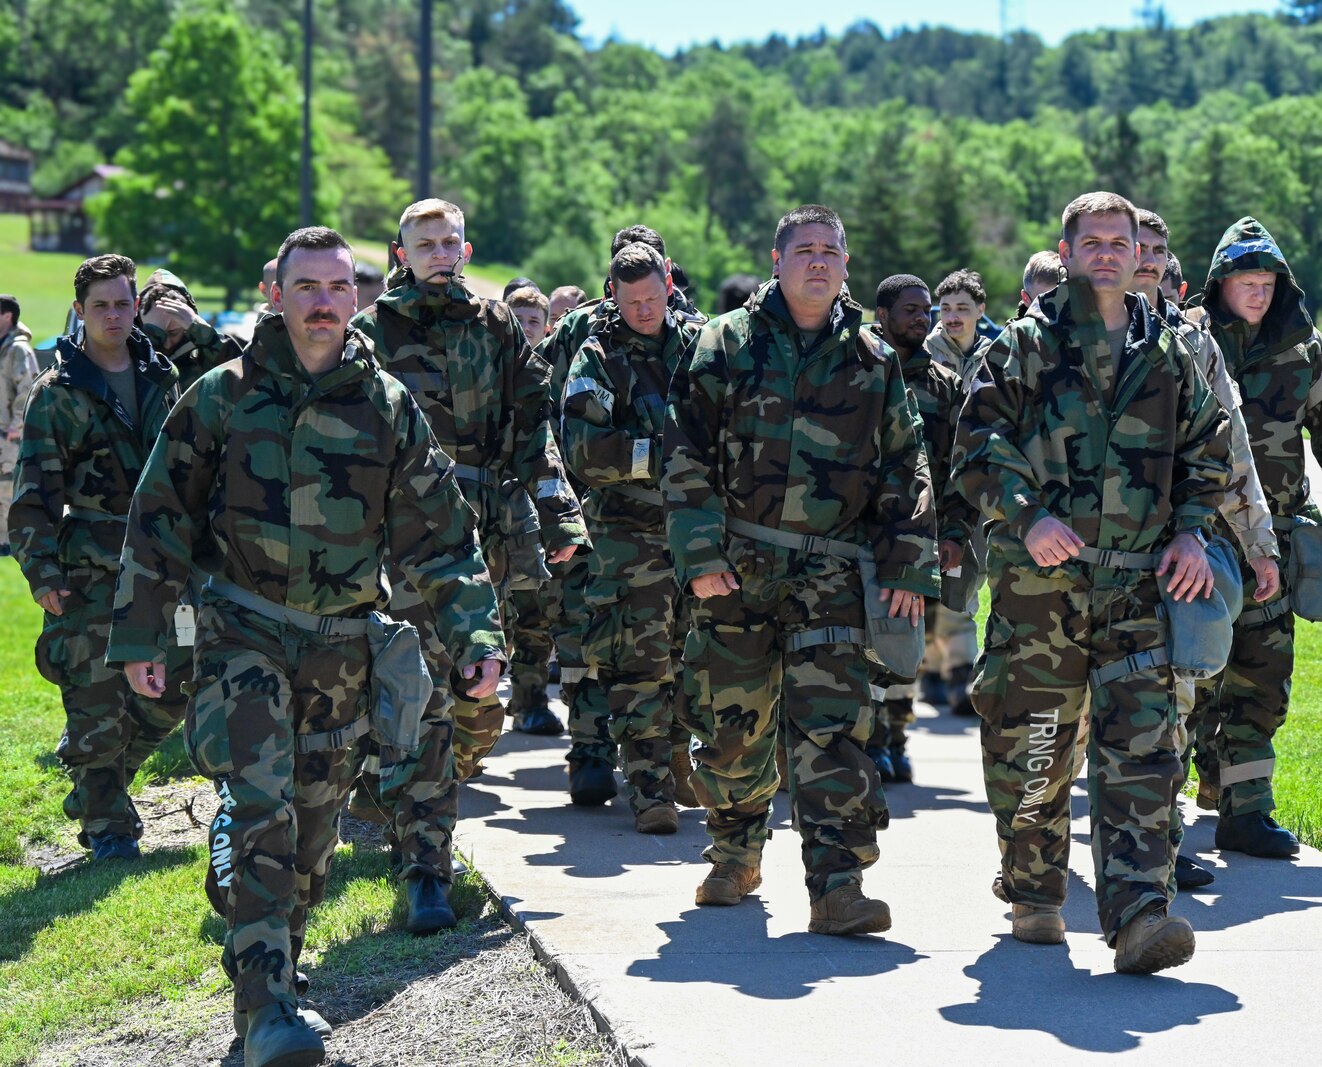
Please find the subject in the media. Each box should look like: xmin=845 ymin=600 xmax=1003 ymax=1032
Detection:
xmin=87 ymin=2 xmax=332 ymax=308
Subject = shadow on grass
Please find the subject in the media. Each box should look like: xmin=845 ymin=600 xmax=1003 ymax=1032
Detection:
xmin=0 ymin=844 xmax=198 ymax=963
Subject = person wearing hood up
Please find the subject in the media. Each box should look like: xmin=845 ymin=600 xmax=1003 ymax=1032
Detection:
xmin=0 ymin=293 xmax=39 ymax=556
xmin=9 ymin=256 xmax=189 ymax=865
xmin=664 ymin=204 xmax=938 ymax=936
xmin=952 ymin=191 xmax=1231 ymax=973
xmin=137 ymin=269 xmax=242 ymax=393
xmin=1182 ymin=216 xmax=1322 ymax=860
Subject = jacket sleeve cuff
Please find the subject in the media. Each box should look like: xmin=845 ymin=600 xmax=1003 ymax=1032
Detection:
xmin=104 ymin=634 xmax=167 ymax=667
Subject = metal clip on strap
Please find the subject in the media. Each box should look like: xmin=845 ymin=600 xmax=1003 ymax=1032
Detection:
xmin=452 ymin=463 xmax=495 ymax=487
xmin=1089 ymin=647 xmax=1169 ymax=688
xmin=1073 ymin=545 xmax=1162 ymax=570
xmin=1239 ymin=596 xmax=1291 ymax=628
xmin=295 ymin=714 xmax=371 ymax=754
xmin=786 ymin=625 xmax=868 ymax=652
xmin=725 ymin=517 xmax=866 ymax=561
xmin=206 ymin=579 xmax=371 ymax=636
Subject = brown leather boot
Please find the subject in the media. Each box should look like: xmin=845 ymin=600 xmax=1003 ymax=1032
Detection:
xmin=695 ymin=862 xmax=762 ymax=906
xmin=808 ymin=884 xmax=891 ymax=935
xmin=1012 ymin=903 xmax=1065 ymax=944
xmin=1114 ymin=906 xmax=1195 ymax=974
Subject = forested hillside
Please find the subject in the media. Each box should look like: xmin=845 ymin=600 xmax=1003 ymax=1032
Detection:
xmin=4 ymin=0 xmax=1322 ymax=313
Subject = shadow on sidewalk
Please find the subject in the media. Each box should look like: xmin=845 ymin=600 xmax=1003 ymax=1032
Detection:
xmin=627 ymin=902 xmax=924 ymax=999
xmin=939 ymin=934 xmax=1241 ymax=1051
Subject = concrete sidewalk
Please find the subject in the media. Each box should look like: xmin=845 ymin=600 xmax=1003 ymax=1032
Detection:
xmin=456 ymin=697 xmax=1322 ymax=1065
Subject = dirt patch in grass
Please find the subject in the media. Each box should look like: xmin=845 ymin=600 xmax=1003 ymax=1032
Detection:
xmin=33 ymin=912 xmax=625 ymax=1067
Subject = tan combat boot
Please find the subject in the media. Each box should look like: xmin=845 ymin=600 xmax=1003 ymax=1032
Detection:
xmin=634 ymin=804 xmax=679 ymax=834
xmin=1114 ymin=906 xmax=1195 ymax=974
xmin=695 ymin=862 xmax=762 ymax=906
xmin=671 ymin=747 xmax=699 ymax=808
xmin=1012 ymin=903 xmax=1065 ymax=944
xmin=808 ymin=884 xmax=891 ymax=935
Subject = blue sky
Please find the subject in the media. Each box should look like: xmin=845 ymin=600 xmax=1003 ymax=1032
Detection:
xmin=570 ymin=0 xmax=1281 ymax=53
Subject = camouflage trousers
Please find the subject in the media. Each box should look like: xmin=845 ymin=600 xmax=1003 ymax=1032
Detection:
xmin=583 ymin=525 xmax=683 ymax=813
xmin=508 ymin=583 xmax=553 ymax=714
xmin=677 ymin=552 xmax=888 ymax=902
xmin=0 ymin=437 xmax=16 ymax=549
xmin=1189 ymin=530 xmax=1293 ymax=817
xmin=974 ymin=563 xmax=1184 ymax=945
xmin=559 ymin=551 xmax=614 ymax=766
xmin=188 ymin=599 xmax=371 ymax=1013
xmin=42 ymin=568 xmax=188 ymax=845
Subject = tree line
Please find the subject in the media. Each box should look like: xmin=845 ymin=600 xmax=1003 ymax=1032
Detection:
xmin=3 ymin=0 xmax=1322 ymax=314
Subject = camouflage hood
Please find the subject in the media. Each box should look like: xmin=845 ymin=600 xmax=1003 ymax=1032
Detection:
xmin=1027 ymin=276 xmax=1167 ymax=359
xmin=246 ymin=313 xmax=378 ymax=388
xmin=375 ymin=274 xmax=484 ymax=325
xmin=747 ymin=279 xmax=862 ymax=352
xmin=1196 ymin=217 xmax=1312 ymax=357
xmin=1 ymin=320 xmax=33 ymax=346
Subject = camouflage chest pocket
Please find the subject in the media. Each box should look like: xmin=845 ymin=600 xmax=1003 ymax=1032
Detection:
xmin=971 ymin=611 xmax=1015 ymax=723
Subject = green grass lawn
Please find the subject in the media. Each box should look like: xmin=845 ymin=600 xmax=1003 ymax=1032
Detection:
xmin=0 ymin=558 xmax=488 ymax=1065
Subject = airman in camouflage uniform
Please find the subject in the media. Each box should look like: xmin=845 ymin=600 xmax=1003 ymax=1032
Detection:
xmin=9 ymin=256 xmax=188 ymax=862
xmin=1183 ymin=217 xmax=1322 ymax=860
xmin=1131 ymin=209 xmax=1280 ymax=891
xmin=106 ymin=228 xmax=504 ymax=1067
xmin=952 ymin=192 xmax=1231 ymax=973
xmin=137 ymin=269 xmax=243 ymax=393
xmin=917 ymin=268 xmax=994 ymax=718
xmin=871 ymin=275 xmax=977 ymax=783
xmin=561 ymin=243 xmax=700 ymax=833
xmin=664 ymin=205 xmax=938 ymax=935
xmin=542 ymin=225 xmax=705 ymax=806
xmin=349 ymin=200 xmax=587 ymax=924
xmin=0 ymin=294 xmax=39 ymax=556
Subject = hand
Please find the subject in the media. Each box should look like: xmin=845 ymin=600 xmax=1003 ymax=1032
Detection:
xmin=1248 ymin=555 xmax=1281 ymax=602
xmin=461 ymin=658 xmax=503 ymax=700
xmin=691 ymin=571 xmax=740 ymax=599
xmin=938 ymin=540 xmax=963 ymax=573
xmin=125 ymin=660 xmax=167 ymax=698
xmin=548 ymin=545 xmax=578 ymax=565
xmin=1156 ymin=532 xmax=1214 ymax=603
xmin=5 ymin=428 xmax=19 ymax=442
xmin=141 ymin=295 xmax=200 ymax=331
xmin=881 ymin=588 xmax=924 ymax=625
xmin=38 ymin=589 xmax=71 ymax=615
xmin=1024 ymin=515 xmax=1085 ymax=567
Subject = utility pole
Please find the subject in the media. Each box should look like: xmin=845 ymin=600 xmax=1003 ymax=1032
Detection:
xmin=418 ymin=0 xmax=433 ymax=200
xmin=301 ymin=0 xmax=314 ymax=226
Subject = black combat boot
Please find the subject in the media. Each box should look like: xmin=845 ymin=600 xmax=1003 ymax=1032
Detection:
xmin=567 ymin=757 xmax=616 ymax=806
xmin=405 ymin=874 xmax=458 ymax=934
xmin=1215 ymin=812 xmax=1300 ymax=858
xmin=242 ymin=1001 xmax=325 ymax=1067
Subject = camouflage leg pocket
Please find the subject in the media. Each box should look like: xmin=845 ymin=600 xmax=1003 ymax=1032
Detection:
xmin=181 ymin=673 xmax=233 ymax=778
xmin=971 ymin=612 xmax=1014 ymax=723
xmin=675 ymin=627 xmax=717 ymax=746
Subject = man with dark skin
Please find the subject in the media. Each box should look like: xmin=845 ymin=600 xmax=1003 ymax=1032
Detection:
xmin=871 ymin=276 xmax=972 ymax=781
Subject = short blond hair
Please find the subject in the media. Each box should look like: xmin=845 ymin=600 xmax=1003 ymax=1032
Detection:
xmin=1022 ymin=251 xmax=1064 ymax=294
xmin=399 ymin=198 xmax=465 ymax=233
xmin=507 ymin=286 xmax=548 ymax=314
